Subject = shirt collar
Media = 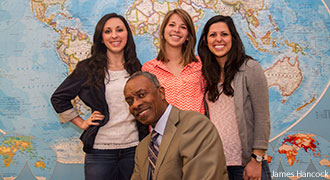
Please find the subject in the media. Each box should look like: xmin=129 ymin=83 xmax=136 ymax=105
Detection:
xmin=153 ymin=104 xmax=172 ymax=136
xmin=154 ymin=60 xmax=168 ymax=71
xmin=154 ymin=59 xmax=198 ymax=73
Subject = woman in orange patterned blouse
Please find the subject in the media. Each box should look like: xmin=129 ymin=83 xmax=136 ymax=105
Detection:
xmin=142 ymin=9 xmax=205 ymax=114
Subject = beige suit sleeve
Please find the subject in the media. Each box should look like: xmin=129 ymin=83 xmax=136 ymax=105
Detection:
xmin=179 ymin=113 xmax=228 ymax=180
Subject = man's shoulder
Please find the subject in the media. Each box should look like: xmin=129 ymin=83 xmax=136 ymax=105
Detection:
xmin=177 ymin=107 xmax=207 ymax=118
xmin=176 ymin=108 xmax=211 ymax=127
xmin=180 ymin=110 xmax=207 ymax=119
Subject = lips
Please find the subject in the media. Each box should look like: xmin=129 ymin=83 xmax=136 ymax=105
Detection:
xmin=110 ymin=41 xmax=121 ymax=46
xmin=170 ymin=34 xmax=181 ymax=40
xmin=214 ymin=44 xmax=225 ymax=50
xmin=135 ymin=107 xmax=150 ymax=119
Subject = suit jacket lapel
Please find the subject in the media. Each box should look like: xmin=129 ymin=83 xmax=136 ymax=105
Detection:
xmin=154 ymin=106 xmax=180 ymax=177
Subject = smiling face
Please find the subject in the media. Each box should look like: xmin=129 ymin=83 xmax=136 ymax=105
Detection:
xmin=163 ymin=13 xmax=189 ymax=49
xmin=124 ymin=75 xmax=167 ymax=127
xmin=102 ymin=17 xmax=128 ymax=54
xmin=207 ymin=22 xmax=232 ymax=63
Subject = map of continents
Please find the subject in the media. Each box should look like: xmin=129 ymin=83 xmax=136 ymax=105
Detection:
xmin=0 ymin=0 xmax=330 ymax=179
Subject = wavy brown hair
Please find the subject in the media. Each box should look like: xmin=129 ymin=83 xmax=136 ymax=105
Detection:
xmin=198 ymin=15 xmax=251 ymax=102
xmin=157 ymin=9 xmax=198 ymax=66
xmin=85 ymin=13 xmax=141 ymax=88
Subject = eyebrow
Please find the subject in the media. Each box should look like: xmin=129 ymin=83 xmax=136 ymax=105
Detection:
xmin=125 ymin=89 xmax=144 ymax=100
xmin=169 ymin=20 xmax=186 ymax=26
xmin=104 ymin=25 xmax=124 ymax=29
xmin=135 ymin=89 xmax=145 ymax=94
xmin=209 ymin=30 xmax=228 ymax=33
xmin=127 ymin=88 xmax=144 ymax=96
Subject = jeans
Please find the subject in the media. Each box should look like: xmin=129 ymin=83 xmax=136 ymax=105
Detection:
xmin=261 ymin=160 xmax=271 ymax=180
xmin=227 ymin=166 xmax=244 ymax=180
xmin=84 ymin=146 xmax=136 ymax=180
xmin=227 ymin=160 xmax=271 ymax=180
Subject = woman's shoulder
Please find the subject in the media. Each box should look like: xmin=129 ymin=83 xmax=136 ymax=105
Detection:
xmin=143 ymin=58 xmax=159 ymax=65
xmin=142 ymin=58 xmax=160 ymax=70
xmin=76 ymin=58 xmax=91 ymax=67
xmin=246 ymin=58 xmax=259 ymax=66
xmin=242 ymin=58 xmax=266 ymax=80
xmin=195 ymin=55 xmax=201 ymax=61
xmin=240 ymin=58 xmax=262 ymax=71
xmin=186 ymin=56 xmax=202 ymax=70
xmin=73 ymin=58 xmax=92 ymax=74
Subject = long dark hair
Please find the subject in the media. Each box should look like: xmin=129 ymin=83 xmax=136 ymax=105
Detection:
xmin=198 ymin=15 xmax=251 ymax=102
xmin=86 ymin=13 xmax=141 ymax=88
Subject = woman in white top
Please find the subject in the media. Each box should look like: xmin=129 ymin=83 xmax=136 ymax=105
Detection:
xmin=51 ymin=13 xmax=148 ymax=180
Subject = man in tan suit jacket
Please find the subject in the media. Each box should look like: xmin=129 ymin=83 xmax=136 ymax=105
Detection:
xmin=124 ymin=71 xmax=228 ymax=180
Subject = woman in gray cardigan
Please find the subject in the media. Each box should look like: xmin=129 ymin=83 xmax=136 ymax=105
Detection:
xmin=198 ymin=15 xmax=271 ymax=180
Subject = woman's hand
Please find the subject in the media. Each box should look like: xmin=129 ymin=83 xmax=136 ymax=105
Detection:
xmin=243 ymin=150 xmax=265 ymax=180
xmin=71 ymin=111 xmax=104 ymax=130
xmin=243 ymin=158 xmax=262 ymax=180
xmin=82 ymin=111 xmax=104 ymax=130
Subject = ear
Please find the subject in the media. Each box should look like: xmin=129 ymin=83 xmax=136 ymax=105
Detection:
xmin=159 ymin=87 xmax=166 ymax=100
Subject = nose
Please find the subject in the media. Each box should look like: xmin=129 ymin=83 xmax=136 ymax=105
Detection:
xmin=215 ymin=35 xmax=222 ymax=42
xmin=131 ymin=98 xmax=142 ymax=112
xmin=111 ymin=31 xmax=118 ymax=38
xmin=174 ymin=25 xmax=180 ymax=32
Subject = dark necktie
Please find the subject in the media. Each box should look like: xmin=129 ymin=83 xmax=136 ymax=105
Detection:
xmin=148 ymin=130 xmax=160 ymax=180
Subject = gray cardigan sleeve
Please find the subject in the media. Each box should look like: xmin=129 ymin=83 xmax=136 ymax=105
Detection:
xmin=246 ymin=60 xmax=271 ymax=150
